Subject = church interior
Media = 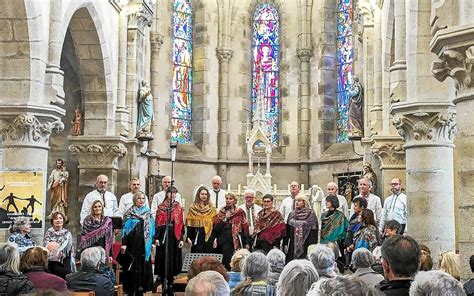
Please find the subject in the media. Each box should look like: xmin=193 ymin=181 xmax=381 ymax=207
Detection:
xmin=0 ymin=0 xmax=473 ymax=280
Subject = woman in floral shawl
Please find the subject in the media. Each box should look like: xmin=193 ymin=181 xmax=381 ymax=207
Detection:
xmin=121 ymin=191 xmax=155 ymax=295
xmin=185 ymin=185 xmax=217 ymax=253
xmin=283 ymin=193 xmax=318 ymax=262
xmin=353 ymin=209 xmax=381 ymax=252
xmin=320 ymin=195 xmax=348 ymax=244
xmin=43 ymin=211 xmax=74 ymax=271
xmin=253 ymin=194 xmax=286 ymax=254
xmin=154 ymin=186 xmax=184 ymax=291
xmin=211 ymin=192 xmax=249 ymax=270
xmin=79 ymin=200 xmax=113 ymax=259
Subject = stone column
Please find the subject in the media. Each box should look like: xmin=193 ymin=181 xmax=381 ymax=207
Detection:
xmin=389 ymin=0 xmax=406 ymax=103
xmin=116 ymin=12 xmax=130 ymax=137
xmin=431 ymin=25 xmax=474 ymax=280
xmin=370 ymin=6 xmax=383 ymax=133
xmin=297 ymin=48 xmax=312 ymax=160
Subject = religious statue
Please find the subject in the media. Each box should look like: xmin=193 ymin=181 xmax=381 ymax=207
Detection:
xmin=348 ymin=76 xmax=364 ymax=139
xmin=47 ymin=159 xmax=69 ymax=215
xmin=72 ymin=107 xmax=82 ymax=136
xmin=362 ymin=163 xmax=378 ymax=193
xmin=344 ymin=181 xmax=353 ymax=205
xmin=136 ymin=79 xmax=154 ymax=141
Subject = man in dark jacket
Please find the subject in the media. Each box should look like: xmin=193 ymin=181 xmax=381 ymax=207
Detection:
xmin=465 ymin=255 xmax=474 ymax=296
xmin=66 ymin=247 xmax=114 ymax=296
xmin=376 ymin=235 xmax=420 ymax=296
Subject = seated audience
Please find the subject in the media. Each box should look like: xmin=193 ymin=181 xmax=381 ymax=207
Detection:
xmin=66 ymin=246 xmax=114 ymax=296
xmin=438 ymin=251 xmax=461 ymax=281
xmin=308 ymin=244 xmax=338 ymax=279
xmin=377 ymin=235 xmax=420 ymax=295
xmin=228 ymin=249 xmax=250 ymax=290
xmin=419 ymin=244 xmax=433 ymax=271
xmin=351 ymin=248 xmax=384 ymax=288
xmin=0 ymin=243 xmax=34 ymax=295
xmin=326 ymin=241 xmax=344 ymax=273
xmin=185 ymin=270 xmax=230 ymax=296
xmin=187 ymin=256 xmax=229 ymax=282
xmin=276 ymin=259 xmax=319 ymax=296
xmin=383 ymin=220 xmax=401 ymax=239
xmin=232 ymin=252 xmax=275 ymax=295
xmin=464 ymin=255 xmax=474 ymax=296
xmin=20 ymin=246 xmax=68 ymax=292
xmin=307 ymin=276 xmax=380 ymax=296
xmin=266 ymin=249 xmax=285 ymax=286
xmin=371 ymin=246 xmax=384 ymax=275
xmin=409 ymin=270 xmax=466 ymax=296
xmin=45 ymin=242 xmax=71 ymax=279
xmin=43 ymin=211 xmax=74 ymax=271
xmin=8 ymin=217 xmax=36 ymax=253
xmin=97 ymin=247 xmax=115 ymax=285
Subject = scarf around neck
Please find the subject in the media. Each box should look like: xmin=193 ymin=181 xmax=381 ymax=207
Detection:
xmin=155 ymin=199 xmax=184 ymax=241
xmin=44 ymin=227 xmax=72 ymax=255
xmin=80 ymin=215 xmax=113 ymax=256
xmin=254 ymin=208 xmax=286 ymax=244
xmin=185 ymin=202 xmax=217 ymax=241
xmin=288 ymin=207 xmax=318 ymax=258
xmin=214 ymin=207 xmax=248 ymax=250
xmin=123 ymin=205 xmax=155 ymax=261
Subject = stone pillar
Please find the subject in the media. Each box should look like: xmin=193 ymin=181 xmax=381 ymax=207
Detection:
xmin=297 ymin=48 xmax=312 ymax=159
xmin=371 ymin=6 xmax=383 ymax=133
xmin=116 ymin=12 xmax=130 ymax=136
xmin=389 ymin=0 xmax=406 ymax=103
xmin=392 ymin=106 xmax=456 ymax=254
xmin=431 ymin=24 xmax=474 ymax=280
xmin=216 ymin=48 xmax=233 ymax=161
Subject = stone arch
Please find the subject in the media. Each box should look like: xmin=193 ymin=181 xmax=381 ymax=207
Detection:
xmin=60 ymin=1 xmax=115 ymax=136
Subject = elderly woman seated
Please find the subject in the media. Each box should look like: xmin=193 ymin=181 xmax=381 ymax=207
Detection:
xmin=266 ymin=249 xmax=285 ymax=286
xmin=232 ymin=252 xmax=275 ymax=295
xmin=66 ymin=246 xmax=115 ymax=296
xmin=0 ymin=243 xmax=33 ymax=295
xmin=187 ymin=256 xmax=229 ymax=282
xmin=350 ymin=248 xmax=384 ymax=288
xmin=409 ymin=270 xmax=465 ymax=296
xmin=308 ymin=244 xmax=338 ymax=279
xmin=276 ymin=259 xmax=319 ymax=296
xmin=45 ymin=241 xmax=71 ymax=279
xmin=307 ymin=276 xmax=379 ymax=295
xmin=8 ymin=217 xmax=35 ymax=253
xmin=228 ymin=249 xmax=250 ymax=290
xmin=186 ymin=270 xmax=230 ymax=296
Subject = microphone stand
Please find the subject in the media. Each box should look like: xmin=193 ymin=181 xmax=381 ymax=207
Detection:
xmin=163 ymin=141 xmax=177 ymax=295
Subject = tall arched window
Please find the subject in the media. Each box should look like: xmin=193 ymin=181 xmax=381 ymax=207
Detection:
xmin=251 ymin=3 xmax=280 ymax=145
xmin=171 ymin=0 xmax=193 ymax=143
xmin=336 ymin=0 xmax=354 ymax=142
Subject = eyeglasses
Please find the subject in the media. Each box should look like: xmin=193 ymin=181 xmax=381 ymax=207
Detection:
xmin=263 ymin=200 xmax=272 ymax=203
xmin=390 ymin=183 xmax=400 ymax=186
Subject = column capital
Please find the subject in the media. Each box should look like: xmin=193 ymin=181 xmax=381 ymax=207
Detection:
xmin=126 ymin=0 xmax=154 ymax=33
xmin=150 ymin=32 xmax=164 ymax=51
xmin=216 ymin=47 xmax=233 ymax=63
xmin=297 ymin=48 xmax=313 ymax=62
xmin=68 ymin=136 xmax=128 ymax=170
xmin=391 ymin=103 xmax=456 ymax=148
xmin=356 ymin=0 xmax=376 ymax=26
xmin=371 ymin=136 xmax=405 ymax=168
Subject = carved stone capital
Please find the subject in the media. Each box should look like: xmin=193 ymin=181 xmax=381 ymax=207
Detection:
xmin=430 ymin=25 xmax=474 ymax=92
xmin=297 ymin=48 xmax=313 ymax=62
xmin=150 ymin=32 xmax=164 ymax=52
xmin=392 ymin=109 xmax=456 ymax=148
xmin=371 ymin=139 xmax=405 ymax=167
xmin=68 ymin=141 xmax=127 ymax=170
xmin=216 ymin=47 xmax=233 ymax=63
xmin=0 ymin=113 xmax=64 ymax=149
xmin=127 ymin=0 xmax=154 ymax=33
xmin=357 ymin=0 xmax=375 ymax=26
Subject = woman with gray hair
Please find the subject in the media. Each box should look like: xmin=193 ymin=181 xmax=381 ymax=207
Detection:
xmin=232 ymin=252 xmax=275 ymax=295
xmin=308 ymin=244 xmax=338 ymax=279
xmin=409 ymin=270 xmax=465 ymax=296
xmin=307 ymin=276 xmax=380 ymax=296
xmin=0 ymin=243 xmax=34 ymax=295
xmin=350 ymin=248 xmax=384 ymax=288
xmin=266 ymin=249 xmax=285 ymax=286
xmin=7 ymin=217 xmax=36 ymax=253
xmin=276 ymin=259 xmax=318 ymax=296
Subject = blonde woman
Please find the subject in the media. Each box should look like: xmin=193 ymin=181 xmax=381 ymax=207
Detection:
xmin=438 ymin=251 xmax=460 ymax=281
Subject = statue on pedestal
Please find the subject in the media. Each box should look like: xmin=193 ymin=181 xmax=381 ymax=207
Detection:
xmin=47 ymin=159 xmax=69 ymax=216
xmin=72 ymin=107 xmax=82 ymax=136
xmin=362 ymin=163 xmax=377 ymax=193
xmin=348 ymin=76 xmax=364 ymax=139
xmin=136 ymin=79 xmax=154 ymax=141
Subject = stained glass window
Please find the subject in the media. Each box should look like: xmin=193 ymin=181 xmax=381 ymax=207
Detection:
xmin=336 ymin=0 xmax=354 ymax=142
xmin=251 ymin=3 xmax=280 ymax=145
xmin=171 ymin=0 xmax=193 ymax=143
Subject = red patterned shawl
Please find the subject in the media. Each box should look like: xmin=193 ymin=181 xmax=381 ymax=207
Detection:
xmin=254 ymin=208 xmax=286 ymax=244
xmin=213 ymin=207 xmax=249 ymax=250
xmin=155 ymin=200 xmax=184 ymax=241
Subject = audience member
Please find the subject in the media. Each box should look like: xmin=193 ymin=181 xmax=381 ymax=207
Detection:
xmin=276 ymin=259 xmax=319 ymax=296
xmin=383 ymin=220 xmax=401 ymax=239
xmin=438 ymin=251 xmax=461 ymax=281
xmin=371 ymin=246 xmax=384 ymax=275
xmin=377 ymin=235 xmax=420 ymax=295
xmin=97 ymin=247 xmax=115 ymax=285
xmin=409 ymin=270 xmax=466 ymax=296
xmin=464 ymin=255 xmax=474 ymax=296
xmin=419 ymin=244 xmax=433 ymax=271
xmin=308 ymin=244 xmax=337 ymax=279
xmin=185 ymin=270 xmax=230 ymax=296
xmin=20 ymin=246 xmax=68 ymax=292
xmin=353 ymin=209 xmax=381 ymax=252
xmin=307 ymin=276 xmax=381 ymax=296
xmin=45 ymin=242 xmax=71 ymax=279
xmin=43 ymin=211 xmax=74 ymax=271
xmin=8 ymin=217 xmax=36 ymax=253
xmin=253 ymin=194 xmax=285 ymax=253
xmin=187 ymin=256 xmax=228 ymax=281
xmin=0 ymin=243 xmax=34 ymax=295
xmin=266 ymin=249 xmax=285 ymax=286
xmin=209 ymin=175 xmax=227 ymax=209
xmin=351 ymin=248 xmax=384 ymax=288
xmin=66 ymin=247 xmax=114 ymax=296
xmin=228 ymin=249 xmax=250 ymax=290
xmin=80 ymin=175 xmax=119 ymax=224
xmin=232 ymin=252 xmax=275 ymax=295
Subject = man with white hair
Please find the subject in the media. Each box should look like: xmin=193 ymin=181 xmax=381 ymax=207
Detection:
xmin=349 ymin=178 xmax=382 ymax=223
xmin=118 ymin=177 xmax=149 ymax=216
xmin=66 ymin=247 xmax=114 ymax=296
xmin=80 ymin=175 xmax=119 ymax=225
xmin=280 ymin=181 xmax=300 ymax=222
xmin=409 ymin=270 xmax=465 ymax=296
xmin=308 ymin=244 xmax=338 ymax=279
xmin=322 ymin=181 xmax=349 ymax=218
xmin=238 ymin=189 xmax=262 ymax=236
xmin=185 ymin=270 xmax=230 ymax=296
xmin=151 ymin=175 xmax=182 ymax=218
xmin=209 ymin=175 xmax=227 ymax=209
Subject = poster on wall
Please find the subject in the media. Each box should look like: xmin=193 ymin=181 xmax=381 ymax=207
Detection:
xmin=0 ymin=171 xmax=44 ymax=229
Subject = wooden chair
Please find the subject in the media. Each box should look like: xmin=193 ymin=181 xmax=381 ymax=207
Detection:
xmin=115 ymin=284 xmax=123 ymax=296
xmin=70 ymin=292 xmax=95 ymax=296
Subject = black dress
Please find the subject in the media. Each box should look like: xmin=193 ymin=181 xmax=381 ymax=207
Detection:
xmin=187 ymin=226 xmax=212 ymax=253
xmin=211 ymin=220 xmax=249 ymax=270
xmin=154 ymin=223 xmax=184 ymax=284
xmin=122 ymin=221 xmax=154 ymax=295
xmin=283 ymin=225 xmax=318 ymax=262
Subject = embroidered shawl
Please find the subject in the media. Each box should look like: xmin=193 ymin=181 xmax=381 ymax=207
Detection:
xmin=213 ymin=207 xmax=248 ymax=250
xmin=288 ymin=207 xmax=318 ymax=258
xmin=320 ymin=210 xmax=348 ymax=244
xmin=43 ymin=227 xmax=73 ymax=256
xmin=155 ymin=200 xmax=184 ymax=241
xmin=123 ymin=205 xmax=155 ymax=261
xmin=254 ymin=208 xmax=286 ymax=244
xmin=80 ymin=215 xmax=113 ymax=256
xmin=185 ymin=202 xmax=217 ymax=241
